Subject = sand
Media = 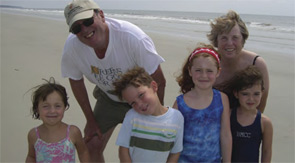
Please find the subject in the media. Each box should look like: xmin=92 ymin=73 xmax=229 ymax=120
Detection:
xmin=1 ymin=13 xmax=294 ymax=162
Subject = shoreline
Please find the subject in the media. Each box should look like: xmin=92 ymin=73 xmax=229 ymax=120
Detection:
xmin=1 ymin=12 xmax=294 ymax=162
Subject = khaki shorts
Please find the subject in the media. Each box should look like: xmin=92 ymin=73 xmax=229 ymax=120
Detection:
xmin=93 ymin=86 xmax=131 ymax=134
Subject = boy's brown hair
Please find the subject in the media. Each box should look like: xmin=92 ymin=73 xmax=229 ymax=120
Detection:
xmin=113 ymin=67 xmax=153 ymax=101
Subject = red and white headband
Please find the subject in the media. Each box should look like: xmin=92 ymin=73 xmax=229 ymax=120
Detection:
xmin=189 ymin=48 xmax=220 ymax=64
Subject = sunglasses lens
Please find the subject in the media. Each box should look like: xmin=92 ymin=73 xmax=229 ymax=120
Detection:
xmin=83 ymin=17 xmax=94 ymax=27
xmin=71 ymin=17 xmax=94 ymax=34
xmin=71 ymin=25 xmax=81 ymax=34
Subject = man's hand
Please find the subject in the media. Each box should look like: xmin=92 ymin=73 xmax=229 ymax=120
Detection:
xmin=84 ymin=120 xmax=103 ymax=143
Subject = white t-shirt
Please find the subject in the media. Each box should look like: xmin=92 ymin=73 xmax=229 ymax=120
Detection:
xmin=116 ymin=107 xmax=184 ymax=162
xmin=62 ymin=18 xmax=164 ymax=102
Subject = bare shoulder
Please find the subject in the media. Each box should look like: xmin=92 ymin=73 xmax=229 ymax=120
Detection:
xmin=28 ymin=128 xmax=36 ymax=138
xmin=243 ymin=49 xmax=268 ymax=72
xmin=242 ymin=49 xmax=258 ymax=60
xmin=261 ymin=114 xmax=272 ymax=125
xmin=254 ymin=56 xmax=268 ymax=69
xmin=27 ymin=128 xmax=38 ymax=144
xmin=69 ymin=125 xmax=82 ymax=135
xmin=220 ymin=91 xmax=229 ymax=104
xmin=220 ymin=91 xmax=229 ymax=100
xmin=245 ymin=50 xmax=267 ymax=68
xmin=261 ymin=114 xmax=273 ymax=132
xmin=220 ymin=91 xmax=230 ymax=111
xmin=69 ymin=125 xmax=83 ymax=142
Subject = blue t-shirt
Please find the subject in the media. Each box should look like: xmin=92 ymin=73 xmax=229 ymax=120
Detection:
xmin=176 ymin=89 xmax=223 ymax=162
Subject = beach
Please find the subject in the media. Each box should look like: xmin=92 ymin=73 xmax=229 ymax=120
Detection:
xmin=1 ymin=11 xmax=294 ymax=162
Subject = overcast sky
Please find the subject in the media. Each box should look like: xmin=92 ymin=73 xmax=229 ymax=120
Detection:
xmin=1 ymin=0 xmax=294 ymax=16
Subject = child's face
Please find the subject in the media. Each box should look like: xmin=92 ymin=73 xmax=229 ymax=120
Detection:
xmin=235 ymin=84 xmax=263 ymax=110
xmin=122 ymin=81 xmax=159 ymax=116
xmin=38 ymin=91 xmax=66 ymax=126
xmin=189 ymin=56 xmax=220 ymax=90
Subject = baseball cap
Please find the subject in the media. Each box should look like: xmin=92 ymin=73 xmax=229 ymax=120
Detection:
xmin=64 ymin=0 xmax=100 ymax=29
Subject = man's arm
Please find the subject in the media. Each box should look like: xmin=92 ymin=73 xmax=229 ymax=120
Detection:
xmin=69 ymin=78 xmax=102 ymax=141
xmin=150 ymin=65 xmax=166 ymax=105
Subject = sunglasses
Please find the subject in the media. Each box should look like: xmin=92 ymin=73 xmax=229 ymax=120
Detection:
xmin=71 ymin=17 xmax=94 ymax=34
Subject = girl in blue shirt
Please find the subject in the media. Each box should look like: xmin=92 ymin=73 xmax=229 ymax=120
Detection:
xmin=173 ymin=43 xmax=232 ymax=162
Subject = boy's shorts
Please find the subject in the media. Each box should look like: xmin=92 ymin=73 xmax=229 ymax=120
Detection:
xmin=93 ymin=86 xmax=131 ymax=134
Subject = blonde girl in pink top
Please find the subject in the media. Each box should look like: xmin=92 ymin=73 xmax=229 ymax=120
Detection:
xmin=25 ymin=78 xmax=90 ymax=162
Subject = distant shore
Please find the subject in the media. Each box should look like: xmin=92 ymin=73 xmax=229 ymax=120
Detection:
xmin=1 ymin=12 xmax=294 ymax=162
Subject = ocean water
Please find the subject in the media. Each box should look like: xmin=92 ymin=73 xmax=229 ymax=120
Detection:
xmin=1 ymin=6 xmax=294 ymax=56
xmin=1 ymin=7 xmax=293 ymax=32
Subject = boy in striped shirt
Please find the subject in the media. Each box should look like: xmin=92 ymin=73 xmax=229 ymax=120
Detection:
xmin=113 ymin=67 xmax=184 ymax=162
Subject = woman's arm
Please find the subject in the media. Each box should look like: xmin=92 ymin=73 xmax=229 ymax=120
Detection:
xmin=255 ymin=57 xmax=269 ymax=113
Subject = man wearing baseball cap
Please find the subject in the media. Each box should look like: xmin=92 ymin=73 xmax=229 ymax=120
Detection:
xmin=62 ymin=0 xmax=166 ymax=161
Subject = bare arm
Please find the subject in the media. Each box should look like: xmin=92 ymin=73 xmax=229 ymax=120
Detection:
xmin=70 ymin=126 xmax=90 ymax=162
xmin=255 ymin=57 xmax=269 ymax=113
xmin=220 ymin=93 xmax=232 ymax=162
xmin=69 ymin=78 xmax=102 ymax=141
xmin=261 ymin=115 xmax=273 ymax=162
xmin=167 ymin=152 xmax=180 ymax=163
xmin=150 ymin=65 xmax=166 ymax=105
xmin=25 ymin=129 xmax=36 ymax=163
xmin=172 ymin=100 xmax=178 ymax=109
xmin=118 ymin=146 xmax=132 ymax=163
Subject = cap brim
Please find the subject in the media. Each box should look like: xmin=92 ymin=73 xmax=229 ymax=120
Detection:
xmin=68 ymin=10 xmax=94 ymax=30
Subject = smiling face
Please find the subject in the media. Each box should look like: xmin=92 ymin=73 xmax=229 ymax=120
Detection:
xmin=189 ymin=56 xmax=220 ymax=90
xmin=235 ymin=83 xmax=263 ymax=111
xmin=217 ymin=24 xmax=244 ymax=59
xmin=122 ymin=81 xmax=160 ymax=116
xmin=74 ymin=10 xmax=109 ymax=51
xmin=38 ymin=91 xmax=66 ymax=126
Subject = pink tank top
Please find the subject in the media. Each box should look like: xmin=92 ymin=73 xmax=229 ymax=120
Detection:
xmin=34 ymin=125 xmax=76 ymax=163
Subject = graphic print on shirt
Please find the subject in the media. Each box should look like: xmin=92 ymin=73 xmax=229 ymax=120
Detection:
xmin=236 ymin=131 xmax=251 ymax=138
xmin=130 ymin=118 xmax=177 ymax=152
xmin=91 ymin=65 xmax=123 ymax=87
